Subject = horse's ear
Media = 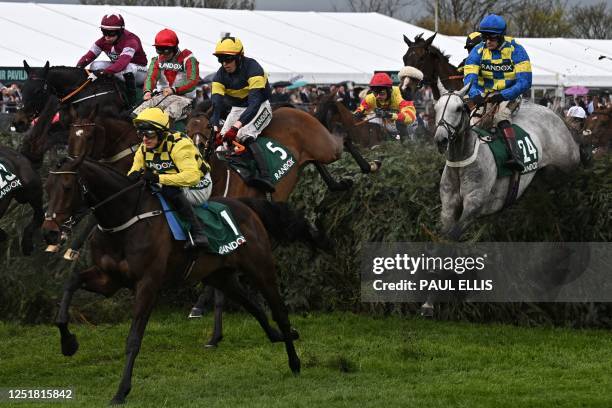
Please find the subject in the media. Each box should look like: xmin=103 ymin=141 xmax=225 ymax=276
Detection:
xmin=403 ymin=34 xmax=413 ymax=46
xmin=425 ymin=32 xmax=437 ymax=47
xmin=457 ymin=81 xmax=472 ymax=98
xmin=42 ymin=61 xmax=50 ymax=78
xmin=437 ymin=78 xmax=448 ymax=96
xmin=23 ymin=60 xmax=30 ymax=74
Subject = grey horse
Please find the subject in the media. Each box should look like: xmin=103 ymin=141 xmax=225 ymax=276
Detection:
xmin=433 ymin=79 xmax=580 ymax=241
xmin=419 ymin=80 xmax=581 ymax=317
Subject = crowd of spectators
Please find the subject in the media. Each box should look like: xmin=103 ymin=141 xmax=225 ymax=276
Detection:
xmin=0 ymin=82 xmax=22 ymax=113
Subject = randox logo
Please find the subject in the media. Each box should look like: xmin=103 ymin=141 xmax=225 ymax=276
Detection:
xmin=274 ymin=158 xmax=295 ymax=180
xmin=254 ymin=108 xmax=271 ymax=130
xmin=147 ymin=161 xmax=175 ymax=171
xmin=158 ymin=62 xmax=183 ymax=71
xmin=0 ymin=179 xmax=22 ymax=200
xmin=218 ymin=236 xmax=247 ymax=255
xmin=480 ymin=63 xmax=513 ymax=72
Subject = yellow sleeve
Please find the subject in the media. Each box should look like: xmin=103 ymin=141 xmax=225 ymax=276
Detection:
xmin=128 ymin=145 xmax=145 ymax=175
xmin=212 ymin=81 xmax=225 ymax=96
xmin=158 ymin=139 xmax=203 ymax=187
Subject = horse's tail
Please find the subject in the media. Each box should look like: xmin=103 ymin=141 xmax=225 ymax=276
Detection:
xmin=238 ymin=198 xmax=329 ymax=250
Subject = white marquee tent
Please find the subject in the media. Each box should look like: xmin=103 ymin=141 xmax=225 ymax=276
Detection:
xmin=1 ymin=2 xmax=612 ymax=88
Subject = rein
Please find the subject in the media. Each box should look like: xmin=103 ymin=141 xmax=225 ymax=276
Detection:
xmin=59 ymin=71 xmax=93 ymax=103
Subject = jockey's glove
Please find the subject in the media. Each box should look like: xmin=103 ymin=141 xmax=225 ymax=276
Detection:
xmin=127 ymin=171 xmax=142 ymax=183
xmin=487 ymin=93 xmax=505 ymax=104
xmin=223 ymin=126 xmax=239 ymax=143
xmin=143 ymin=169 xmax=159 ymax=184
xmin=470 ymin=94 xmax=486 ymax=107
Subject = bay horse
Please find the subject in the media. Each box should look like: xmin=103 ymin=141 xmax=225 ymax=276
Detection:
xmin=186 ymin=104 xmax=351 ymax=346
xmin=403 ymin=33 xmax=464 ymax=100
xmin=583 ymin=108 xmax=612 ymax=158
xmin=0 ymin=146 xmax=44 ymax=255
xmin=43 ymin=156 xmax=312 ymax=404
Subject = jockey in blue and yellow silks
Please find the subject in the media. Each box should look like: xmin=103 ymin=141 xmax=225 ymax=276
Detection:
xmin=211 ymin=35 xmax=275 ymax=192
xmin=464 ymin=14 xmax=532 ymax=172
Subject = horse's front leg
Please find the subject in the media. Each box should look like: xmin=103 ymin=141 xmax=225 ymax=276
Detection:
xmin=56 ymin=269 xmax=83 ymax=356
xmin=21 ymin=194 xmax=44 ymax=255
xmin=439 ymin=168 xmax=462 ymax=238
xmin=312 ymin=162 xmax=352 ymax=191
xmin=206 ymin=289 xmax=225 ymax=348
xmin=447 ymin=189 xmax=487 ymax=241
xmin=111 ymin=278 xmax=159 ymax=405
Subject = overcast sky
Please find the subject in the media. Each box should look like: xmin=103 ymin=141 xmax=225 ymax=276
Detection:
xmin=5 ymin=0 xmax=612 ymax=21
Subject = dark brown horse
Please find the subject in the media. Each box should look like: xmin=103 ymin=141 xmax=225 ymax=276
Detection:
xmin=0 ymin=146 xmax=44 ymax=255
xmin=43 ymin=156 xmax=312 ymax=404
xmin=49 ymin=107 xmax=143 ymax=259
xmin=583 ymin=108 xmax=612 ymax=158
xmin=403 ymin=33 xmax=464 ymax=100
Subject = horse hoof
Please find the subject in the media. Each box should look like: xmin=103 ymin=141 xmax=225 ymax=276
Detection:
xmin=110 ymin=396 xmax=126 ymax=405
xmin=290 ymin=358 xmax=301 ymax=375
xmin=61 ymin=333 xmax=79 ymax=356
xmin=188 ymin=307 xmax=203 ymax=318
xmin=339 ymin=179 xmax=353 ymax=190
xmin=290 ymin=327 xmax=300 ymax=340
xmin=63 ymin=248 xmax=80 ymax=261
xmin=205 ymin=336 xmax=223 ymax=348
xmin=420 ymin=306 xmax=434 ymax=319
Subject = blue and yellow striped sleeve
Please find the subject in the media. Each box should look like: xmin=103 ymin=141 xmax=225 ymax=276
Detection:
xmin=501 ymin=42 xmax=532 ymax=100
xmin=463 ymin=45 xmax=484 ymax=98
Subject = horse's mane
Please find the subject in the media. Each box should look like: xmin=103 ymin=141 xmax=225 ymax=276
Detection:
xmin=412 ymin=33 xmax=451 ymax=61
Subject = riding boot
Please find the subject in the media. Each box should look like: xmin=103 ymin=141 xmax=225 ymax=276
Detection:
xmin=579 ymin=143 xmax=593 ymax=167
xmin=498 ymin=120 xmax=524 ymax=172
xmin=122 ymin=72 xmax=137 ymax=109
xmin=244 ymin=137 xmax=275 ymax=192
xmin=170 ymin=193 xmax=210 ymax=249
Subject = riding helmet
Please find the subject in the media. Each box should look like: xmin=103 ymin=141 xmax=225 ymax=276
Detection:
xmin=100 ymin=14 xmax=125 ymax=30
xmin=154 ymin=29 xmax=179 ymax=47
xmin=478 ymin=14 xmax=507 ymax=35
xmin=133 ymin=108 xmax=171 ymax=131
xmin=465 ymin=32 xmax=482 ymax=51
xmin=369 ymin=72 xmax=393 ymax=88
xmin=213 ymin=35 xmax=244 ymax=56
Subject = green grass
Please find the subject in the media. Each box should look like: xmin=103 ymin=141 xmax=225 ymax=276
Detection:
xmin=1 ymin=311 xmax=611 ymax=407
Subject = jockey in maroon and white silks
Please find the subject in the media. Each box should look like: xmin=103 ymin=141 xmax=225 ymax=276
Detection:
xmin=76 ymin=14 xmax=148 ymax=85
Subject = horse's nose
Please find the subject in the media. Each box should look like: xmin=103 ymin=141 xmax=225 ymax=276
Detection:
xmin=436 ymin=138 xmax=448 ymax=153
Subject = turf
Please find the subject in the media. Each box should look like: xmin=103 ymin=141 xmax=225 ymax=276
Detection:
xmin=1 ymin=311 xmax=611 ymax=407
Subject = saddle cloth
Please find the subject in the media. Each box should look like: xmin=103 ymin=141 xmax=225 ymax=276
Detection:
xmin=156 ymin=194 xmax=246 ymax=255
xmin=218 ymin=136 xmax=297 ymax=187
xmin=473 ymin=125 xmax=540 ymax=178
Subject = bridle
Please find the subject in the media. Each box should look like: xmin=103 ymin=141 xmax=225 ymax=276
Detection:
xmin=435 ymin=91 xmax=470 ymax=143
xmin=46 ymin=164 xmax=155 ymax=233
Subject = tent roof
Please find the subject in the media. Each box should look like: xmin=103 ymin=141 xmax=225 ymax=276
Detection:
xmin=2 ymin=2 xmax=612 ymax=87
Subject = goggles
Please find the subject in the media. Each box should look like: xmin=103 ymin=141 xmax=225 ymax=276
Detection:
xmin=372 ymin=88 xmax=389 ymax=95
xmin=482 ymin=33 xmax=502 ymax=41
xmin=101 ymin=29 xmax=120 ymax=37
xmin=136 ymin=128 xmax=161 ymax=139
xmin=155 ymin=46 xmax=174 ymax=55
xmin=217 ymin=55 xmax=238 ymax=64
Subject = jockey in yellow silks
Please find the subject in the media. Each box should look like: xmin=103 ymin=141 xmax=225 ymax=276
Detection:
xmin=353 ymin=72 xmax=417 ymax=136
xmin=128 ymin=107 xmax=212 ymax=248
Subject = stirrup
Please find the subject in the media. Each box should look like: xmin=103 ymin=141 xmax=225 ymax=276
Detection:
xmin=63 ymin=248 xmax=80 ymax=261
